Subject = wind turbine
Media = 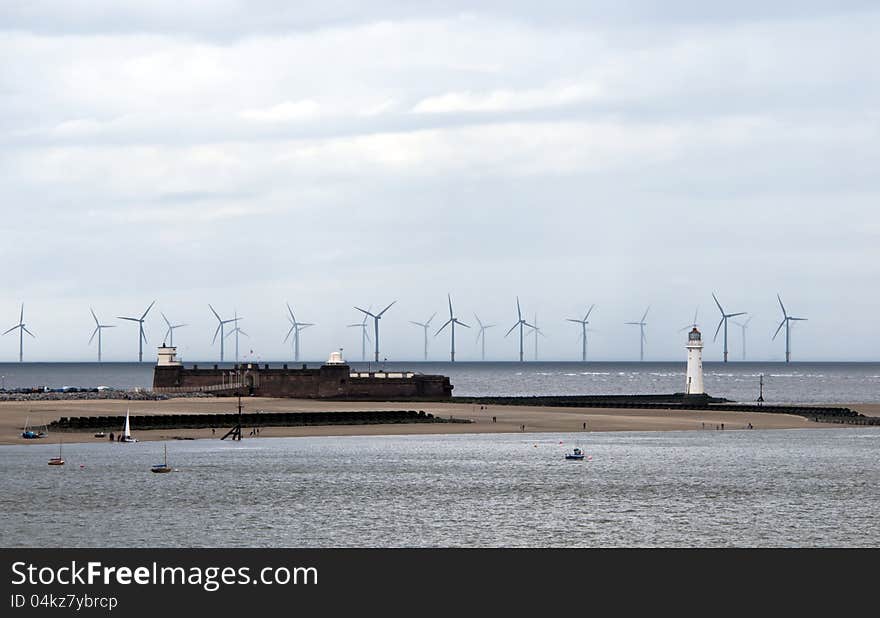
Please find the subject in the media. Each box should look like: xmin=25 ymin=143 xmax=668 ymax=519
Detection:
xmin=712 ymin=293 xmax=746 ymax=363
xmin=528 ymin=314 xmax=547 ymax=361
xmin=283 ymin=303 xmax=314 ymax=362
xmin=209 ymin=304 xmax=239 ymax=363
xmin=773 ymin=295 xmax=807 ymax=363
xmin=566 ymin=304 xmax=595 ymax=361
xmin=473 ymin=314 xmax=495 ymax=361
xmin=161 ymin=312 xmax=186 ymax=347
xmin=435 ymin=295 xmax=469 ymax=362
xmin=4 ymin=304 xmax=35 ymax=363
xmin=354 ymin=301 xmax=396 ymax=362
xmin=89 ymin=308 xmax=115 ymax=362
xmin=625 ymin=306 xmax=650 ymax=362
xmin=117 ymin=300 xmax=155 ymax=362
xmin=409 ymin=312 xmax=437 ymax=361
xmin=679 ymin=307 xmax=700 ymax=332
xmin=733 ymin=315 xmax=752 ymax=361
xmin=226 ymin=310 xmax=248 ymax=363
xmin=347 ymin=308 xmax=371 ymax=361
xmin=504 ymin=297 xmax=535 ymax=362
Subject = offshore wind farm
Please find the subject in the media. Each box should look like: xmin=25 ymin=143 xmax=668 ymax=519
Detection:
xmin=0 ymin=292 xmax=840 ymax=365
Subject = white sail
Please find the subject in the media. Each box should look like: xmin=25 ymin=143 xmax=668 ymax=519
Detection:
xmin=123 ymin=409 xmax=131 ymax=438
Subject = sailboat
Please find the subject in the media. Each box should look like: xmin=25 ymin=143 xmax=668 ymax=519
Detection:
xmin=151 ymin=443 xmax=172 ymax=473
xmin=48 ymin=438 xmax=65 ymax=465
xmin=121 ymin=409 xmax=138 ymax=443
xmin=21 ymin=416 xmax=47 ymax=439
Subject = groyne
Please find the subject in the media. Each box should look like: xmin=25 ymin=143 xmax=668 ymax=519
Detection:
xmin=48 ymin=409 xmax=465 ymax=432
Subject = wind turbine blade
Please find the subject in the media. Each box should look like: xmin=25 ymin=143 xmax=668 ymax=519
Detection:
xmin=777 ymin=294 xmax=788 ymax=318
xmin=458 ymin=321 xmax=470 ymax=329
xmin=728 ymin=312 xmax=747 ymax=318
xmin=448 ymin=294 xmax=453 ymax=319
xmin=117 ymin=317 xmax=139 ymax=322
xmin=283 ymin=325 xmax=295 ymax=342
xmin=473 ymin=313 xmax=483 ymax=329
xmin=140 ymin=329 xmax=148 ymax=344
xmin=354 ymin=306 xmax=374 ymax=318
xmin=299 ymin=324 xmax=314 ymax=330
xmin=523 ymin=321 xmax=536 ymax=330
xmin=89 ymin=327 xmax=99 ymax=344
xmin=772 ymin=320 xmax=786 ymax=340
xmin=20 ymin=304 xmax=24 ymax=323
xmin=516 ymin=297 xmax=522 ymax=321
xmin=209 ymin=304 xmax=221 ymax=321
xmin=91 ymin=307 xmax=99 ymax=326
xmin=427 ymin=312 xmax=437 ymax=326
xmin=364 ymin=330 xmax=371 ymax=343
xmin=505 ymin=323 xmax=518 ymax=337
xmin=409 ymin=321 xmax=425 ymax=328
xmin=791 ymin=317 xmax=808 ymax=322
xmin=585 ymin=304 xmax=595 ymax=321
xmin=2 ymin=326 xmax=18 ymax=336
xmin=641 ymin=306 xmax=650 ymax=322
xmin=712 ymin=293 xmax=724 ymax=314
xmin=713 ymin=318 xmax=724 ymax=342
xmin=239 ymin=330 xmax=249 ymax=337
xmin=377 ymin=300 xmax=397 ymax=317
xmin=161 ymin=312 xmax=171 ymax=328
xmin=212 ymin=324 xmax=222 ymax=344
xmin=175 ymin=323 xmax=187 ymax=328
xmin=435 ymin=319 xmax=452 ymax=336
xmin=163 ymin=327 xmax=172 ymax=343
xmin=287 ymin=302 xmax=296 ymax=322
xmin=225 ymin=329 xmax=236 ymax=339
xmin=566 ymin=319 xmax=582 ymax=324
xmin=141 ymin=300 xmax=156 ymax=320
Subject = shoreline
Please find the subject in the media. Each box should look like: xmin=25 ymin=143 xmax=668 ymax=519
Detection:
xmin=3 ymin=398 xmax=877 ymax=446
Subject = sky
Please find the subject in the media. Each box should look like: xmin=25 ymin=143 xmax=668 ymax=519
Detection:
xmin=1 ymin=1 xmax=878 ymax=363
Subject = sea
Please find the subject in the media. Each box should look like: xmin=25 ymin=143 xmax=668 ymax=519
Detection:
xmin=0 ymin=361 xmax=878 ymax=404
xmin=2 ymin=429 xmax=879 ymax=547
xmin=2 ymin=361 xmax=879 ymax=548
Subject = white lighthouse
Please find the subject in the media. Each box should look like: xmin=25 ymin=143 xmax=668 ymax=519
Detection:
xmin=685 ymin=327 xmax=704 ymax=395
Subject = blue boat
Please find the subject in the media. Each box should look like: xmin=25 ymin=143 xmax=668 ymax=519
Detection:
xmin=565 ymin=447 xmax=586 ymax=461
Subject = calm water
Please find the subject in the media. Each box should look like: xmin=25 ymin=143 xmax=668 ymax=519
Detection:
xmin=1 ymin=429 xmax=878 ymax=548
xmin=1 ymin=361 xmax=879 ymax=403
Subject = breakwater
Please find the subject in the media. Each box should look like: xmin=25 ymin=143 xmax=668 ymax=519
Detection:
xmin=48 ymin=409 xmax=463 ymax=432
xmin=451 ymin=395 xmax=880 ymax=425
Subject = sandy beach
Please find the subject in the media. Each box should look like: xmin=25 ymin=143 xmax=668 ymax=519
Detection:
xmin=2 ymin=397 xmax=876 ymax=446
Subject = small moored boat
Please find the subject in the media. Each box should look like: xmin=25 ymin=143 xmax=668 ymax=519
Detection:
xmin=48 ymin=440 xmax=65 ymax=466
xmin=151 ymin=443 xmax=172 ymax=473
xmin=565 ymin=447 xmax=586 ymax=461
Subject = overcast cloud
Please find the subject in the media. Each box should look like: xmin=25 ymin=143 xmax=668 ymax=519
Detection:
xmin=1 ymin=1 xmax=878 ymax=362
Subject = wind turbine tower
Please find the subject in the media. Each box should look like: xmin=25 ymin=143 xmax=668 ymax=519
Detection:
xmin=712 ymin=293 xmax=746 ymax=363
xmin=529 ymin=314 xmax=546 ymax=361
xmin=209 ymin=304 xmax=240 ymax=363
xmin=354 ymin=301 xmax=396 ymax=362
xmin=4 ymin=304 xmax=35 ymax=363
xmin=504 ymin=297 xmax=535 ymax=362
xmin=625 ymin=306 xmax=650 ymax=362
xmin=773 ymin=295 xmax=807 ymax=363
xmin=347 ymin=309 xmax=371 ymax=361
xmin=89 ymin=308 xmax=115 ymax=362
xmin=474 ymin=314 xmax=495 ymax=361
xmin=566 ymin=304 xmax=595 ymax=361
xmin=733 ymin=315 xmax=752 ymax=361
xmin=409 ymin=312 xmax=437 ymax=361
xmin=226 ymin=310 xmax=248 ymax=363
xmin=436 ymin=295 xmax=469 ymax=362
xmin=284 ymin=303 xmax=314 ymax=362
xmin=117 ymin=300 xmax=155 ymax=362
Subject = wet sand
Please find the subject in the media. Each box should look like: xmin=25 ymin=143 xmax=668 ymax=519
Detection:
xmin=0 ymin=397 xmax=864 ymax=445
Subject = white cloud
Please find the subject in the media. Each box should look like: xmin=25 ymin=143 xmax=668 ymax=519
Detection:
xmin=240 ymin=100 xmax=321 ymax=122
